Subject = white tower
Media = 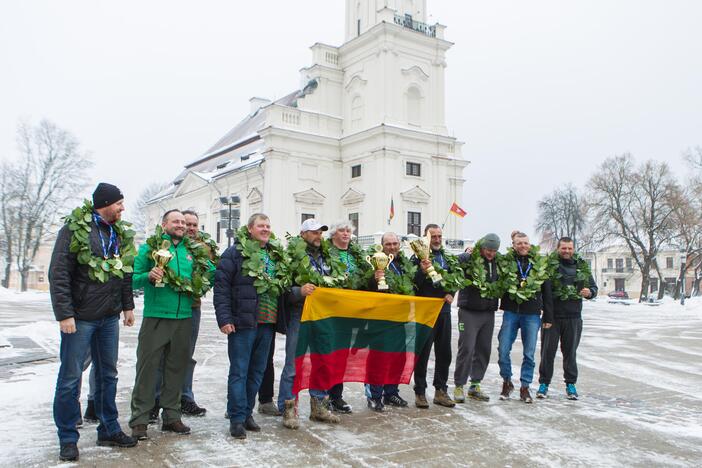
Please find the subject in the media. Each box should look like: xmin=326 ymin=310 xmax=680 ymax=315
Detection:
xmin=346 ymin=0 xmax=428 ymax=41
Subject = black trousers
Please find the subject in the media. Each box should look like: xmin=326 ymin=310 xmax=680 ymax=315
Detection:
xmin=413 ymin=309 xmax=452 ymax=394
xmin=538 ymin=317 xmax=583 ymax=385
xmin=258 ymin=333 xmax=276 ymax=404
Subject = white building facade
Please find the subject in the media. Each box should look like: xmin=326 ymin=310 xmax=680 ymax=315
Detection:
xmin=146 ymin=0 xmax=468 ymax=247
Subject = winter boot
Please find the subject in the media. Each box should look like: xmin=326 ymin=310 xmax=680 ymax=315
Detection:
xmin=83 ymin=399 xmax=98 ymax=423
xmin=433 ymin=389 xmax=456 ymax=408
xmin=453 ymin=385 xmax=466 ymax=403
xmin=282 ymin=399 xmax=300 ymax=430
xmin=59 ymin=443 xmax=79 ymax=462
xmin=536 ymin=383 xmax=549 ymax=399
xmin=258 ymin=401 xmax=282 ymax=416
xmin=499 ymin=380 xmax=515 ymax=400
xmin=415 ymin=394 xmax=429 ymax=409
xmin=519 ymin=386 xmax=533 ymax=404
xmin=309 ymin=397 xmax=341 ymax=424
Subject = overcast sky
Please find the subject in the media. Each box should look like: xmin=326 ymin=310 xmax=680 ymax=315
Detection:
xmin=1 ymin=0 xmax=701 ymax=243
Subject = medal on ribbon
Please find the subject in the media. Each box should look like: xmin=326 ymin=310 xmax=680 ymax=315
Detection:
xmin=517 ymin=259 xmax=532 ymax=289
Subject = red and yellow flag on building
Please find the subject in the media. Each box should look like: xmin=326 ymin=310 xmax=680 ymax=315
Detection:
xmin=449 ymin=202 xmax=467 ymax=218
xmin=293 ymin=288 xmax=443 ymax=394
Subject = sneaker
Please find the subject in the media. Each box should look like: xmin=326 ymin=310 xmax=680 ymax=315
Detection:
xmin=499 ymin=380 xmax=514 ymax=400
xmin=258 ymin=401 xmax=282 ymax=416
xmin=162 ymin=420 xmax=191 ymax=435
xmin=519 ymin=386 xmax=533 ymax=404
xmin=131 ymin=424 xmax=148 ymax=441
xmin=468 ymin=384 xmax=490 ymax=402
xmin=536 ymin=383 xmax=549 ymax=399
xmin=433 ymin=389 xmax=456 ymax=408
xmin=367 ymin=397 xmax=385 ymax=412
xmin=383 ymin=394 xmax=408 ymax=407
xmin=181 ymin=399 xmax=207 ymax=417
xmin=329 ymin=397 xmax=352 ymax=414
xmin=148 ymin=401 xmax=160 ymax=424
xmin=83 ymin=399 xmax=98 ymax=423
xmin=97 ymin=430 xmax=138 ymax=448
xmin=415 ymin=394 xmax=429 ymax=409
xmin=454 ymin=385 xmax=466 ymax=403
xmin=59 ymin=442 xmax=79 ymax=462
xmin=230 ymin=422 xmax=246 ymax=439
xmin=566 ymin=383 xmax=579 ymax=400
xmin=244 ymin=415 xmax=261 ymax=432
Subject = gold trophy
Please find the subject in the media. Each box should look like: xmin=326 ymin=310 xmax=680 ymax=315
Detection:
xmin=151 ymin=240 xmax=173 ymax=288
xmin=409 ymin=235 xmax=443 ymax=285
xmin=366 ymin=245 xmax=394 ymax=291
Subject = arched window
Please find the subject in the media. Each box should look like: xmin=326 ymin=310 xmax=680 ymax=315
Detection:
xmin=407 ymin=86 xmax=421 ymax=126
xmin=351 ymin=95 xmax=364 ymax=130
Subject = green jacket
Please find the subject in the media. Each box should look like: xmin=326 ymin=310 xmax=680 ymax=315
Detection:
xmin=134 ymin=234 xmax=208 ymax=319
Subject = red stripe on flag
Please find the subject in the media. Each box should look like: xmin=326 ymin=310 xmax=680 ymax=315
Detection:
xmin=293 ymin=348 xmax=418 ymax=394
xmin=449 ymin=202 xmax=467 ymax=218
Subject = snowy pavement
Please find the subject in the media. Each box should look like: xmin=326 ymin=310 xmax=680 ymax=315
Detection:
xmin=0 ymin=288 xmax=701 ymax=467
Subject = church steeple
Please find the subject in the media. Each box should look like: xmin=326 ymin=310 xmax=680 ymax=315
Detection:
xmin=345 ymin=0 xmax=428 ymax=42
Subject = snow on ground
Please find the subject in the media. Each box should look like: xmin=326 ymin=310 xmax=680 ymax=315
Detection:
xmin=0 ymin=291 xmax=700 ymax=466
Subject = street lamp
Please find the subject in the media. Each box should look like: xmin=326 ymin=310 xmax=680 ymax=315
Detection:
xmin=219 ymin=196 xmax=240 ymax=248
xmin=680 ymin=250 xmax=687 ymax=306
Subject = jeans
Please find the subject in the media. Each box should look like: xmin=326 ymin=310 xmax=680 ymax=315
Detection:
xmin=155 ymin=307 xmax=201 ymax=403
xmin=227 ymin=324 xmax=275 ymax=423
xmin=365 ymin=384 xmax=400 ymax=399
xmin=497 ymin=311 xmax=541 ymax=387
xmin=78 ymin=351 xmax=97 ymax=401
xmin=53 ymin=315 xmax=121 ymax=444
xmin=277 ymin=311 xmax=301 ymax=411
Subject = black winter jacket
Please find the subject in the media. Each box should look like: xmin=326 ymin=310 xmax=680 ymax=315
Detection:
xmin=284 ymin=247 xmax=331 ymax=330
xmin=500 ymin=256 xmax=554 ymax=323
xmin=213 ymin=242 xmax=285 ymax=332
xmin=49 ymin=221 xmax=134 ymax=322
xmin=412 ymin=249 xmax=455 ymax=314
xmin=456 ymin=253 xmax=499 ymax=312
xmin=552 ymin=257 xmax=598 ymax=318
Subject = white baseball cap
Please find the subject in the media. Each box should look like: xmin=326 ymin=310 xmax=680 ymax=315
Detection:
xmin=300 ymin=219 xmax=328 ymax=232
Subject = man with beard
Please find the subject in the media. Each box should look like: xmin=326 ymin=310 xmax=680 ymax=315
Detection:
xmin=129 ymin=209 xmax=214 ymax=440
xmin=50 ymin=183 xmax=138 ymax=461
xmin=537 ymin=237 xmax=597 ymax=400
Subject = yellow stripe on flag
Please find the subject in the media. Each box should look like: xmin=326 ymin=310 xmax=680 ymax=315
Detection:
xmin=301 ymin=288 xmax=444 ymax=327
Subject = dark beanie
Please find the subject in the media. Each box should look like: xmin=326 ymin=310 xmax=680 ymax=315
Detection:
xmin=92 ymin=183 xmax=123 ymax=208
xmin=481 ymin=233 xmax=501 ymax=250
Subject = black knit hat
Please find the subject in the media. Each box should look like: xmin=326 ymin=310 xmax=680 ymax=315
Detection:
xmin=92 ymin=183 xmax=124 ymax=208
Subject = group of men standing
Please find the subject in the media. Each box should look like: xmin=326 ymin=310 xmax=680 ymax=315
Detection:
xmin=48 ymin=182 xmax=597 ymax=461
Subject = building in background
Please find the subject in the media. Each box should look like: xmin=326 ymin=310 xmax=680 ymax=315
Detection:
xmin=145 ymin=0 xmax=469 ymax=249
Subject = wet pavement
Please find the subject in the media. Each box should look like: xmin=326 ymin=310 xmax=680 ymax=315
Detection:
xmin=0 ymin=294 xmax=701 ymax=467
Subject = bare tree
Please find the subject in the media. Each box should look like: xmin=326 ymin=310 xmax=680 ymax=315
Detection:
xmin=0 ymin=162 xmax=17 ymax=288
xmin=535 ymin=183 xmax=586 ymax=249
xmin=0 ymin=119 xmax=92 ymax=290
xmin=676 ymin=148 xmax=702 ymax=296
xmin=587 ymin=154 xmax=679 ymax=301
xmin=130 ymin=182 xmax=170 ymax=236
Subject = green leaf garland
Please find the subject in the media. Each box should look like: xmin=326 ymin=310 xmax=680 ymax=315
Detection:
xmin=431 ymin=248 xmax=465 ymax=293
xmin=235 ymin=226 xmax=291 ymax=298
xmin=64 ymin=200 xmax=137 ymax=283
xmin=329 ymin=242 xmax=373 ymax=290
xmin=547 ymin=252 xmax=593 ymax=301
xmin=461 ymin=240 xmax=503 ymax=299
xmin=498 ymin=245 xmax=550 ymax=304
xmin=366 ymin=246 xmax=418 ymax=296
xmin=285 ymin=235 xmax=348 ymax=287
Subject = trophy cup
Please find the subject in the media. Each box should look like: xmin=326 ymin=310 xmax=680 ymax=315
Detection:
xmin=366 ymin=245 xmax=394 ymax=291
xmin=151 ymin=240 xmax=173 ymax=288
xmin=409 ymin=235 xmax=443 ymax=285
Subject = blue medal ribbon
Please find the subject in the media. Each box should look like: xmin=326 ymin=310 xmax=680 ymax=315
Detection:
xmin=517 ymin=258 xmax=532 ymax=286
xmin=93 ymin=213 xmax=119 ymax=259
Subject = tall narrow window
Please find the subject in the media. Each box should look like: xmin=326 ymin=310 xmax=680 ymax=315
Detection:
xmin=349 ymin=212 xmax=359 ymax=234
xmin=407 ymin=211 xmax=421 ymax=236
xmin=666 ymin=257 xmax=674 ymax=269
xmin=407 ymin=86 xmax=421 ymax=126
xmin=351 ymin=164 xmax=361 ymax=178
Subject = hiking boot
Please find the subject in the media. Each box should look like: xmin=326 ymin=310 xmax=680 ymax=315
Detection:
xmin=454 ymin=385 xmax=466 ymax=403
xmin=244 ymin=415 xmax=261 ymax=432
xmin=329 ymin=397 xmax=352 ymax=414
xmin=97 ymin=430 xmax=138 ymax=448
xmin=83 ymin=399 xmax=98 ymax=423
xmin=536 ymin=383 xmax=549 ymax=399
xmin=520 ymin=386 xmax=533 ymax=404
xmin=566 ymin=383 xmax=579 ymax=400
xmin=59 ymin=442 xmax=79 ymax=462
xmin=162 ymin=420 xmax=191 ymax=435
xmin=310 ymin=397 xmax=341 ymax=423
xmin=367 ymin=397 xmax=385 ymax=412
xmin=230 ymin=422 xmax=246 ymax=439
xmin=148 ymin=401 xmax=160 ymax=424
xmin=499 ymin=380 xmax=515 ymax=400
xmin=258 ymin=401 xmax=282 ymax=416
xmin=282 ymin=399 xmax=300 ymax=430
xmin=131 ymin=424 xmax=148 ymax=441
xmin=468 ymin=384 xmax=490 ymax=402
xmin=181 ymin=399 xmax=207 ymax=417
xmin=433 ymin=389 xmax=456 ymax=408
xmin=383 ymin=394 xmax=408 ymax=407
xmin=415 ymin=394 xmax=429 ymax=409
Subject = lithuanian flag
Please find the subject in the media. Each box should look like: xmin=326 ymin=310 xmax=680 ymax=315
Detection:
xmin=293 ymin=288 xmax=444 ymax=394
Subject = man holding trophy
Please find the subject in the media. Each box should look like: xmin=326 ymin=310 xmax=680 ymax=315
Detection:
xmin=128 ymin=209 xmax=215 ymax=440
xmin=364 ymin=232 xmax=417 ymax=410
xmin=410 ymin=224 xmax=460 ymax=408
